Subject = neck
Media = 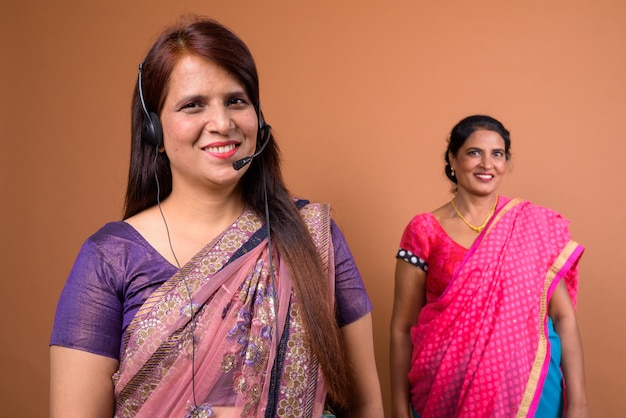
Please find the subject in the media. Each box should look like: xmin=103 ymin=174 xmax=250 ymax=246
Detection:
xmin=160 ymin=185 xmax=246 ymax=235
xmin=453 ymin=192 xmax=498 ymax=211
xmin=451 ymin=194 xmax=499 ymax=233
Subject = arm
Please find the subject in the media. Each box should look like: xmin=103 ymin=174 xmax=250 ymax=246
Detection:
xmin=548 ymin=280 xmax=589 ymax=418
xmin=50 ymin=346 xmax=119 ymax=418
xmin=389 ymin=259 xmax=426 ymax=418
xmin=339 ymin=313 xmax=385 ymax=418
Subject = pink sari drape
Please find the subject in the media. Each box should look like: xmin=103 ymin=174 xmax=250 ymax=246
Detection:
xmin=409 ymin=198 xmax=583 ymax=418
xmin=113 ymin=204 xmax=333 ymax=417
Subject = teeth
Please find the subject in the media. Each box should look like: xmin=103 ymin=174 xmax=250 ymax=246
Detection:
xmin=476 ymin=174 xmax=493 ymax=179
xmin=206 ymin=144 xmax=236 ymax=153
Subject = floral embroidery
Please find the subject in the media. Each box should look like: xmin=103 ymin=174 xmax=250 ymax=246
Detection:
xmin=277 ymin=397 xmax=302 ymax=417
xmin=244 ymin=336 xmax=270 ymax=373
xmin=221 ymin=353 xmax=237 ymax=373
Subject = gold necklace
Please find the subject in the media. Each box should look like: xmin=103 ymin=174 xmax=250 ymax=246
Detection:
xmin=451 ymin=197 xmax=498 ymax=233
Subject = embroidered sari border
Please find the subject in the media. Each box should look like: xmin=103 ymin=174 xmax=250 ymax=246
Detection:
xmin=520 ymin=239 xmax=583 ymax=417
xmin=299 ymin=203 xmax=331 ymax=272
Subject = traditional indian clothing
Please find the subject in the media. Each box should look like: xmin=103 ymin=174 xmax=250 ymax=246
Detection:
xmin=51 ymin=201 xmax=372 ymax=417
xmin=396 ymin=196 xmax=583 ymax=418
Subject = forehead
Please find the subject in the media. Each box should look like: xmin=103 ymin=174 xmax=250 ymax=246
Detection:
xmin=463 ymin=129 xmax=505 ymax=148
xmin=168 ymin=54 xmax=243 ymax=89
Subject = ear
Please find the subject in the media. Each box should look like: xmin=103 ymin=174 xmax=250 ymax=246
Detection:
xmin=448 ymin=151 xmax=456 ymax=166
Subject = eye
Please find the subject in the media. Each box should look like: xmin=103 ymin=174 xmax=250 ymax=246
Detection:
xmin=493 ymin=150 xmax=505 ymax=158
xmin=226 ymin=96 xmax=250 ymax=108
xmin=179 ymin=102 xmax=204 ymax=113
xmin=467 ymin=149 xmax=481 ymax=156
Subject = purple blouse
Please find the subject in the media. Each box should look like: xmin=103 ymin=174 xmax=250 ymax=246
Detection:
xmin=50 ymin=220 xmax=372 ymax=360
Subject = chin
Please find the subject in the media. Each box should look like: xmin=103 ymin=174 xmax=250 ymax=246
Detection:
xmin=470 ymin=187 xmax=499 ymax=197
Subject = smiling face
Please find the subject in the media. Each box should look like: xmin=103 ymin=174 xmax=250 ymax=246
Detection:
xmin=449 ymin=129 xmax=508 ymax=197
xmin=159 ymin=54 xmax=259 ymax=193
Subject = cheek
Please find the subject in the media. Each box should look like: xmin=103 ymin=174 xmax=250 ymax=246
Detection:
xmin=457 ymin=157 xmax=477 ymax=170
xmin=248 ymin=124 xmax=259 ymax=139
xmin=162 ymin=117 xmax=201 ymax=144
xmin=242 ymin=116 xmax=259 ymax=138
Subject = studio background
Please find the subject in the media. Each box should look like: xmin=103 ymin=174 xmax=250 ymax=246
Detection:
xmin=1 ymin=1 xmax=625 ymax=416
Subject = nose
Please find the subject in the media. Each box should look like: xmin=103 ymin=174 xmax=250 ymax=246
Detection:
xmin=207 ymin=105 xmax=234 ymax=135
xmin=480 ymin=154 xmax=494 ymax=169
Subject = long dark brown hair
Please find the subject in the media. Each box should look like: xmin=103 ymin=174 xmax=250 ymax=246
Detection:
xmin=123 ymin=16 xmax=352 ymax=407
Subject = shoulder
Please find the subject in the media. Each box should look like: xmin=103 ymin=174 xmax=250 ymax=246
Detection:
xmin=506 ymin=199 xmax=575 ymax=247
xmin=515 ymin=199 xmax=571 ymax=228
xmin=75 ymin=221 xmax=160 ymax=278
xmin=295 ymin=198 xmax=332 ymax=229
xmin=397 ymin=212 xmax=441 ymax=262
xmin=295 ymin=198 xmax=330 ymax=214
xmin=403 ymin=212 xmax=440 ymax=236
xmin=88 ymin=221 xmax=140 ymax=241
xmin=60 ymin=223 xmax=138 ymax=314
xmin=81 ymin=221 xmax=147 ymax=255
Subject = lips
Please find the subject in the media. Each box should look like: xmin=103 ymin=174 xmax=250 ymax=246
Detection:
xmin=206 ymin=144 xmax=236 ymax=153
xmin=475 ymin=173 xmax=494 ymax=180
xmin=202 ymin=142 xmax=239 ymax=159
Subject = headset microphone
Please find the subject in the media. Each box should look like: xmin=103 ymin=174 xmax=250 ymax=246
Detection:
xmin=232 ymin=123 xmax=272 ymax=170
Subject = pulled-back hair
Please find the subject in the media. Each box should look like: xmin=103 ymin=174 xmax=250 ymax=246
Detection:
xmin=123 ymin=16 xmax=352 ymax=407
xmin=444 ymin=114 xmax=511 ymax=184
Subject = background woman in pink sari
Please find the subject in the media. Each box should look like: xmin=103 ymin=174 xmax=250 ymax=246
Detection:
xmin=49 ymin=17 xmax=383 ymax=417
xmin=390 ymin=115 xmax=588 ymax=417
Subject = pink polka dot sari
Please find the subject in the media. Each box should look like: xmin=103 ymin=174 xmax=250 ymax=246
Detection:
xmin=407 ymin=198 xmax=583 ymax=417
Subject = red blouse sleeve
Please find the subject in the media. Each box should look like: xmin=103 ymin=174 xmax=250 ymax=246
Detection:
xmin=396 ymin=213 xmax=433 ymax=272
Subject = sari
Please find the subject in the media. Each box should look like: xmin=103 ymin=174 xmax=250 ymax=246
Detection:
xmin=112 ymin=203 xmax=334 ymax=417
xmin=408 ymin=198 xmax=583 ymax=417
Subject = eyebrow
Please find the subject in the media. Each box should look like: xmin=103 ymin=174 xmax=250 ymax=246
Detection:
xmin=175 ymin=94 xmax=205 ymax=103
xmin=173 ymin=91 xmax=250 ymax=105
xmin=464 ymin=147 xmax=506 ymax=156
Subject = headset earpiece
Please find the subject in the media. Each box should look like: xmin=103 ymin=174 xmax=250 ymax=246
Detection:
xmin=142 ymin=111 xmax=163 ymax=147
xmin=137 ymin=63 xmax=163 ymax=147
xmin=257 ymin=107 xmax=270 ymax=142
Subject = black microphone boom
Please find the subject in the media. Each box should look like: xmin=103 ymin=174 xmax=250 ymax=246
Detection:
xmin=232 ymin=156 xmax=253 ymax=171
xmin=232 ymin=124 xmax=271 ymax=170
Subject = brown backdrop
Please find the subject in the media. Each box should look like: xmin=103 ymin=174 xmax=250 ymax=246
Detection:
xmin=2 ymin=1 xmax=625 ymax=416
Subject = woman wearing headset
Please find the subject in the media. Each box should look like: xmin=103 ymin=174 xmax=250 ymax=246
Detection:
xmin=50 ymin=17 xmax=383 ymax=418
